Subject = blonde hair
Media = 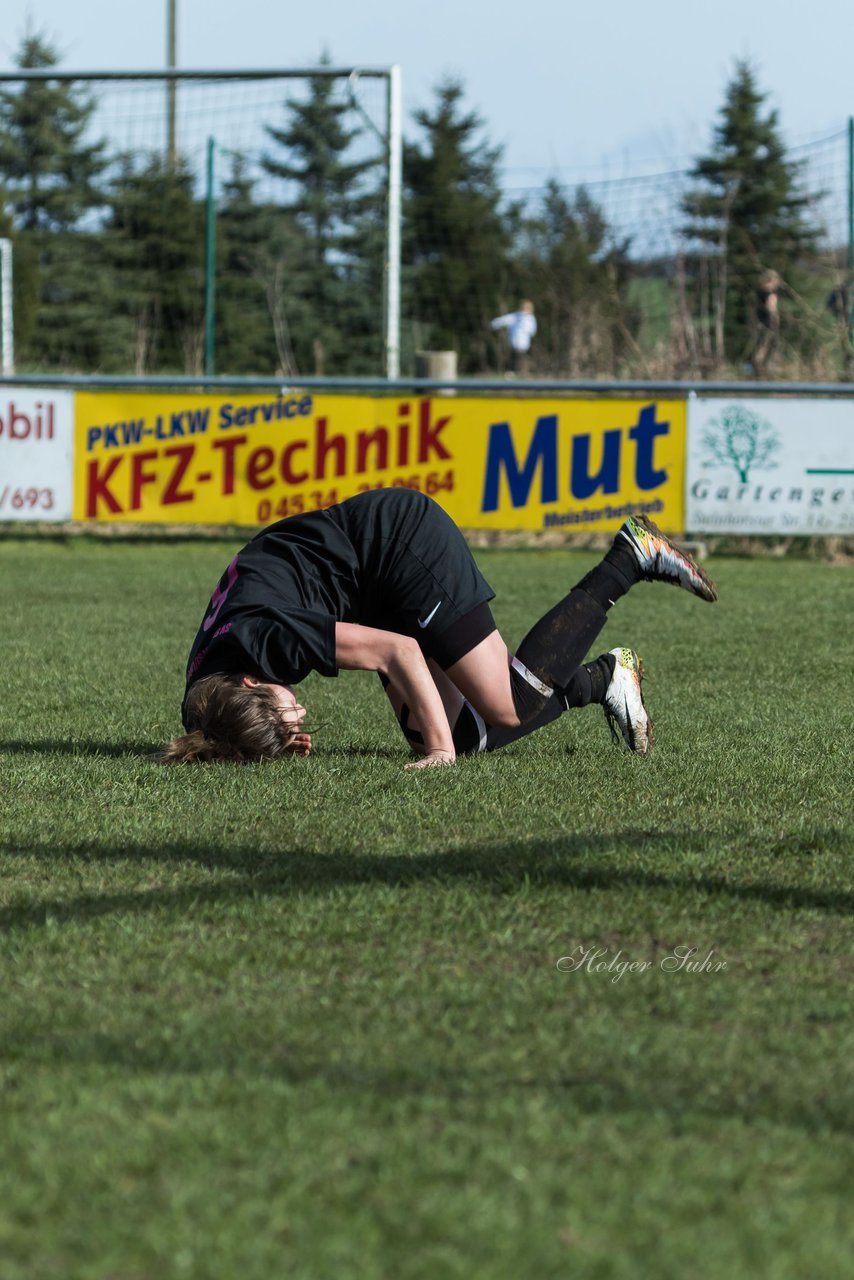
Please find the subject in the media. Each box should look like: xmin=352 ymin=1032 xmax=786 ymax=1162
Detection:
xmin=161 ymin=673 xmax=299 ymax=764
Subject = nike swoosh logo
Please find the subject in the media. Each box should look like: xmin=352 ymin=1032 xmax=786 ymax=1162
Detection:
xmin=417 ymin=600 xmax=443 ymax=628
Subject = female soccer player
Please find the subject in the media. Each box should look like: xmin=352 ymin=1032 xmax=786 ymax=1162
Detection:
xmin=163 ymin=489 xmax=716 ymax=769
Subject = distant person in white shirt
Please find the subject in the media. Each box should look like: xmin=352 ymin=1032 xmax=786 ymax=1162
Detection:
xmin=491 ymin=299 xmax=537 ymax=375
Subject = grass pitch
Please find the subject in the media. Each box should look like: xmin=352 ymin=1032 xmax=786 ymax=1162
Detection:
xmin=1 ymin=536 xmax=852 ymax=1280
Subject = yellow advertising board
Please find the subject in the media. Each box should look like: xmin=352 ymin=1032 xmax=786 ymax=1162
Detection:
xmin=74 ymin=391 xmax=686 ymax=530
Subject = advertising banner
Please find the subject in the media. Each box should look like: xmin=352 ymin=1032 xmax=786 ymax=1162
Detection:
xmin=687 ymin=397 xmax=854 ymax=533
xmin=0 ymin=391 xmax=74 ymax=521
xmin=74 ymin=391 xmax=686 ymax=531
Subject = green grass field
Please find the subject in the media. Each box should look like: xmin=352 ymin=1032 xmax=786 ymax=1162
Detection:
xmin=1 ymin=535 xmax=852 ymax=1280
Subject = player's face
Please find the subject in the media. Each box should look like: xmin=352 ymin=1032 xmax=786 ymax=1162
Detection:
xmin=269 ymin=683 xmax=307 ymax=733
xmin=242 ymin=677 xmax=307 ymax=740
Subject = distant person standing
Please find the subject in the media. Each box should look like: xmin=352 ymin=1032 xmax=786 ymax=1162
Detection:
xmin=750 ymin=270 xmax=781 ymax=376
xmin=491 ymin=299 xmax=537 ymax=376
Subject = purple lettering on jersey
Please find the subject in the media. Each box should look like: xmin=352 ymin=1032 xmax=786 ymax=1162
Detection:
xmin=202 ymin=555 xmax=239 ymax=633
xmin=186 ymin=645 xmax=209 ymax=682
xmin=186 ymin=622 xmax=235 ymax=684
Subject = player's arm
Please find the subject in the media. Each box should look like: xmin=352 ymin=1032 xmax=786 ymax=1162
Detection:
xmin=381 ymin=661 xmax=465 ymax=757
xmin=334 ymin=622 xmax=455 ymax=768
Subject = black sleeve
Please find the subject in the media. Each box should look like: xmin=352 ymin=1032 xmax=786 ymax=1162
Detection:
xmin=235 ymin=609 xmax=338 ymax=685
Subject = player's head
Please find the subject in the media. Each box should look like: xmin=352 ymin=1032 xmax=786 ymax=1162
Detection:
xmin=520 ymin=298 xmax=534 ymax=313
xmin=162 ymin=673 xmax=306 ymax=763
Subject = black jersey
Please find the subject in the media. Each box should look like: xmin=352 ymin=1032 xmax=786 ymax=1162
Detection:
xmin=182 ymin=490 xmax=494 ymax=727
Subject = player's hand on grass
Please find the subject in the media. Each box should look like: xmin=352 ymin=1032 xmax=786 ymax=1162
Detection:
xmin=404 ymin=749 xmax=455 ymax=770
xmin=284 ymin=732 xmax=312 ymax=757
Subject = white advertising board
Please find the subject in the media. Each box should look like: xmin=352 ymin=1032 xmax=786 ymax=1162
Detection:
xmin=0 ymin=390 xmax=73 ymax=521
xmin=687 ymin=397 xmax=854 ymax=534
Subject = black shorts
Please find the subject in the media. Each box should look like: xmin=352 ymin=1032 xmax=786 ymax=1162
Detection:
xmin=328 ymin=489 xmax=497 ymax=668
xmin=427 ymin=599 xmax=497 ymax=667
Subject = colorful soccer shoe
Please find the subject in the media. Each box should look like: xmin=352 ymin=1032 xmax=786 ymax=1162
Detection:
xmin=603 ymin=647 xmax=653 ymax=756
xmin=617 ymin=514 xmax=718 ymax=602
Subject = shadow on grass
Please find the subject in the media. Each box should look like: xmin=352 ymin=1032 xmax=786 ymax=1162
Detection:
xmin=0 ymin=739 xmax=160 ymax=758
xmin=10 ymin=1026 xmax=851 ymax=1139
xmin=0 ymin=739 xmax=410 ymax=762
xmin=2 ymin=833 xmax=852 ymax=1138
xmin=1 ymin=828 xmax=852 ymax=935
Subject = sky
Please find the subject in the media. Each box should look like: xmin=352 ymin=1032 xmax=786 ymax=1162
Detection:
xmin=1 ymin=0 xmax=851 ymax=185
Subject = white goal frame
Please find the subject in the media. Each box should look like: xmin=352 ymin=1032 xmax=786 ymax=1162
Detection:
xmin=0 ymin=66 xmax=403 ymax=379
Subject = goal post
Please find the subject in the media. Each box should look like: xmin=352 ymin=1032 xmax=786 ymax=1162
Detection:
xmin=0 ymin=65 xmax=402 ymax=378
xmin=0 ymin=238 xmax=13 ymax=375
xmin=385 ymin=64 xmax=402 ymax=379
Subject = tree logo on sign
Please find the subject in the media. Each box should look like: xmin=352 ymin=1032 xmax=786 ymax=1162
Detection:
xmin=701 ymin=404 xmax=781 ymax=483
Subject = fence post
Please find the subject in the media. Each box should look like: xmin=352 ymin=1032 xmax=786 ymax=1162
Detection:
xmin=204 ymin=137 xmax=216 ymax=376
xmin=848 ymin=117 xmax=853 ymax=348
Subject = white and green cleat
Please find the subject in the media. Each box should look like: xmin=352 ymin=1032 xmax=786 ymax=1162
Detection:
xmin=603 ymin=647 xmax=653 ymax=756
xmin=618 ymin=514 xmax=718 ymax=602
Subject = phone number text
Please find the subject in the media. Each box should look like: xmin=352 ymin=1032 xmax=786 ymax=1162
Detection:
xmin=256 ymin=471 xmax=455 ymax=522
xmin=0 ymin=486 xmax=55 ymax=512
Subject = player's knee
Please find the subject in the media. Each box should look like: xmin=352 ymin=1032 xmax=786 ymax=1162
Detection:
xmin=489 ymin=706 xmax=522 ymax=730
xmin=509 ymin=661 xmax=556 ymax=726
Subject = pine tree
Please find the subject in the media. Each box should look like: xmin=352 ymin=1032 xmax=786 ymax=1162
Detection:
xmin=0 ymin=32 xmax=105 ymax=232
xmin=106 ymin=155 xmax=205 ymax=372
xmin=681 ymin=61 xmax=821 ymax=366
xmin=262 ymin=58 xmax=381 ymax=373
xmin=217 ymin=154 xmax=312 ymax=376
xmin=335 ymin=179 xmax=388 ymax=375
xmin=216 ymin=156 xmax=278 ymax=374
xmin=404 ymin=78 xmax=511 ymax=371
xmin=0 ymin=32 xmax=110 ymax=368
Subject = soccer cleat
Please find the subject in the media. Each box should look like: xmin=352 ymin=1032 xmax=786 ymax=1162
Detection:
xmin=602 ymin=647 xmax=653 ymax=756
xmin=618 ymin=514 xmax=718 ymax=602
